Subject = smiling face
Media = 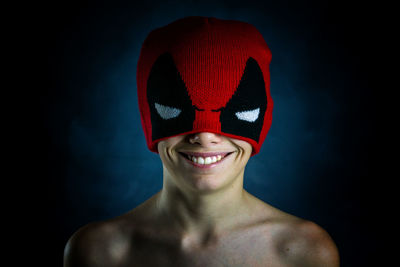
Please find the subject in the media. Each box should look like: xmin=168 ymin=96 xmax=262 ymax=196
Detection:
xmin=157 ymin=132 xmax=252 ymax=193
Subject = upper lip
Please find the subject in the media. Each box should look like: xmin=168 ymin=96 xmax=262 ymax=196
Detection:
xmin=179 ymin=151 xmax=234 ymax=158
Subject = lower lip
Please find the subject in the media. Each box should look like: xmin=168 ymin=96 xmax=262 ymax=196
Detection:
xmin=180 ymin=153 xmax=233 ymax=169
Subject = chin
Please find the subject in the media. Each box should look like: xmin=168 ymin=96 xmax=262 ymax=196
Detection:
xmin=181 ymin=172 xmax=236 ymax=193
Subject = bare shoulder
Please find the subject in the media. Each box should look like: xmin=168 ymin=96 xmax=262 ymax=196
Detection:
xmin=63 ymin=194 xmax=160 ymax=267
xmin=244 ymin=194 xmax=339 ymax=266
xmin=63 ymin=217 xmax=132 ymax=267
xmin=272 ymin=215 xmax=340 ymax=267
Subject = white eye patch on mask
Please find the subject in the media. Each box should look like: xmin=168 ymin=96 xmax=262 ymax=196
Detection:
xmin=154 ymin=103 xmax=182 ymax=120
xmin=235 ymin=108 xmax=260 ymax=122
xmin=155 ymin=102 xmax=260 ymax=123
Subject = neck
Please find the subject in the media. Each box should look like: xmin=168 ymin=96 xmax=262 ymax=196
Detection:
xmin=156 ymin=167 xmax=249 ymax=244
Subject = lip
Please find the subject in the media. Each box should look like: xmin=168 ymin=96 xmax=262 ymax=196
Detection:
xmin=179 ymin=151 xmax=232 ymax=158
xmin=178 ymin=151 xmax=235 ymax=169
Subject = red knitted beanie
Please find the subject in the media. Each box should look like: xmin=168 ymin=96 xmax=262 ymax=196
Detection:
xmin=136 ymin=16 xmax=273 ymax=156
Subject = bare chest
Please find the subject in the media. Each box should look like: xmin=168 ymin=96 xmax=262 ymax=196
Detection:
xmin=127 ymin=227 xmax=287 ymax=267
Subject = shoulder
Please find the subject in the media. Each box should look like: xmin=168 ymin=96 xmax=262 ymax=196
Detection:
xmin=63 ymin=219 xmax=132 ymax=267
xmin=244 ymin=196 xmax=339 ymax=266
xmin=274 ymin=218 xmax=340 ymax=267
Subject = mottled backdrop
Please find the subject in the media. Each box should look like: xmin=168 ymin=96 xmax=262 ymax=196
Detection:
xmin=38 ymin=0 xmax=383 ymax=266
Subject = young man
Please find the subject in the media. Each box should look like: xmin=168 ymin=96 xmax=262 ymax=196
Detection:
xmin=64 ymin=16 xmax=339 ymax=266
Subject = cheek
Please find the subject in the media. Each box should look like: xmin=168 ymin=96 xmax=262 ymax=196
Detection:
xmin=231 ymin=140 xmax=252 ymax=157
xmin=232 ymin=145 xmax=252 ymax=169
xmin=158 ymin=142 xmax=171 ymax=165
xmin=158 ymin=142 xmax=181 ymax=170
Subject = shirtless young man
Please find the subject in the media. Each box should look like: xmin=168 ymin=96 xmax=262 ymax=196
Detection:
xmin=64 ymin=16 xmax=339 ymax=267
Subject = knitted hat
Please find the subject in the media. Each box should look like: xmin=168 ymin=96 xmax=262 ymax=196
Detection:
xmin=136 ymin=16 xmax=273 ymax=156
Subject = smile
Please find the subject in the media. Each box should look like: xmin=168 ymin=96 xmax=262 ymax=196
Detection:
xmin=178 ymin=151 xmax=235 ymax=168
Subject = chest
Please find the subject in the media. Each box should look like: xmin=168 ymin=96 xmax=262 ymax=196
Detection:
xmin=128 ymin=228 xmax=288 ymax=267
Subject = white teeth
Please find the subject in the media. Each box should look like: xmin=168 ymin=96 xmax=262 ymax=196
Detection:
xmin=188 ymin=154 xmax=225 ymax=165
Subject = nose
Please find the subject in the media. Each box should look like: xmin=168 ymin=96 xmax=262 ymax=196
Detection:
xmin=188 ymin=132 xmax=223 ymax=147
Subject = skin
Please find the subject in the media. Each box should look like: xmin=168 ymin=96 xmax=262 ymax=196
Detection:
xmin=64 ymin=132 xmax=340 ymax=267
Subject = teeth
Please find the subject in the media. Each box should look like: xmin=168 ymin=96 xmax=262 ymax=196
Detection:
xmin=188 ymin=154 xmax=225 ymax=165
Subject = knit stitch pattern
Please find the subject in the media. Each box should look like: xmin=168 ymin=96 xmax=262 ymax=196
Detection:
xmin=137 ymin=16 xmax=273 ymax=156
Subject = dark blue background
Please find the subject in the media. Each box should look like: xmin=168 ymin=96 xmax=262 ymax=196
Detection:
xmin=34 ymin=0 xmax=385 ymax=266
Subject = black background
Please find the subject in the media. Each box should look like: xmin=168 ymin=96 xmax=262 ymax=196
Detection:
xmin=16 ymin=0 xmax=390 ymax=266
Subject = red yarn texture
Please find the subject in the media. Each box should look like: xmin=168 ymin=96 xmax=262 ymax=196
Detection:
xmin=137 ymin=16 xmax=273 ymax=156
